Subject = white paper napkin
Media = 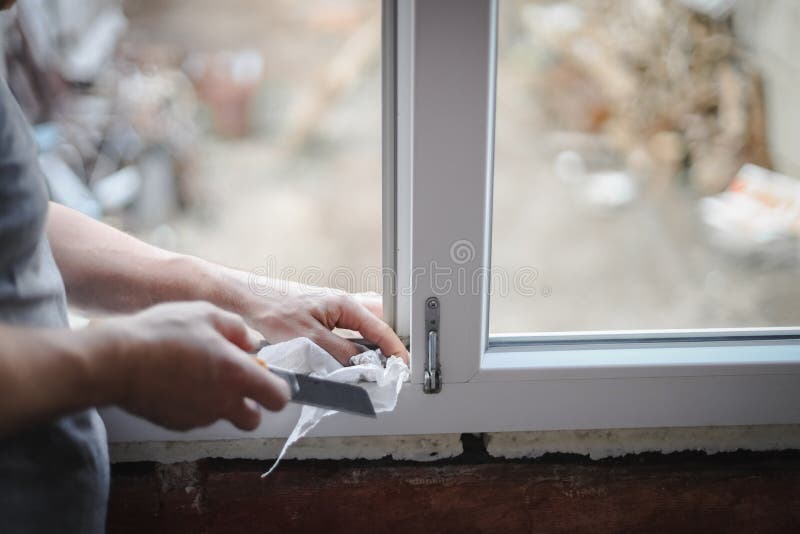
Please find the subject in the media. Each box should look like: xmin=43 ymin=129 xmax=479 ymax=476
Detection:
xmin=257 ymin=337 xmax=410 ymax=476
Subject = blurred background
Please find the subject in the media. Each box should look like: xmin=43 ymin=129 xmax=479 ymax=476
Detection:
xmin=1 ymin=0 xmax=799 ymax=334
xmin=0 ymin=0 xmax=384 ymax=293
xmin=491 ymin=0 xmax=800 ymax=332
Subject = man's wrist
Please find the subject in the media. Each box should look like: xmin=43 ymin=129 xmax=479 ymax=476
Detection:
xmin=74 ymin=322 xmax=132 ymax=407
xmin=157 ymin=254 xmax=239 ymax=310
xmin=173 ymin=255 xmax=326 ymax=320
xmin=187 ymin=258 xmax=256 ymax=316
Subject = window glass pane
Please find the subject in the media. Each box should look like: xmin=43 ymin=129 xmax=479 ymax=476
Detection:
xmin=491 ymin=0 xmax=800 ymax=333
xmin=13 ymin=0 xmax=382 ymax=294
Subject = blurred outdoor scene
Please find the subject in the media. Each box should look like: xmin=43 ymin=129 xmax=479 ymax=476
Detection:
xmin=2 ymin=0 xmax=800 ymax=334
xmin=1 ymin=0 xmax=384 ymax=295
xmin=491 ymin=0 xmax=800 ymax=332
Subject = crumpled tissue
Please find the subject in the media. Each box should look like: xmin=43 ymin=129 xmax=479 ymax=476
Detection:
xmin=257 ymin=337 xmax=410 ymax=476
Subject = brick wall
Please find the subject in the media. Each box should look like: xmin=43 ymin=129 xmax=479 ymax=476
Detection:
xmin=108 ymin=444 xmax=800 ymax=533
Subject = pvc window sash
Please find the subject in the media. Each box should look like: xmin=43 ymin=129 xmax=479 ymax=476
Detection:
xmin=403 ymin=0 xmax=800 ymax=420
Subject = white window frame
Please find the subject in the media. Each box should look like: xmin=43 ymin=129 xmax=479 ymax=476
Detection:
xmin=102 ymin=0 xmax=800 ymax=445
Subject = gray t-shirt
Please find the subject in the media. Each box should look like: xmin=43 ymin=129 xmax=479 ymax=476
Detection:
xmin=0 ymin=80 xmax=109 ymax=532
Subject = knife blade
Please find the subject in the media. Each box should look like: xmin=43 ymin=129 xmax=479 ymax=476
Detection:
xmin=256 ymin=361 xmax=376 ymax=418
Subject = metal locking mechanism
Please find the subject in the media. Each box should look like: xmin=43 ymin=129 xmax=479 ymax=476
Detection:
xmin=423 ymin=297 xmax=441 ymax=393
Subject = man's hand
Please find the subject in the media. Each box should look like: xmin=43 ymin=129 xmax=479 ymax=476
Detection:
xmin=98 ymin=302 xmax=290 ymax=431
xmin=230 ymin=275 xmax=409 ymax=366
xmin=0 ymin=301 xmax=290 ymax=436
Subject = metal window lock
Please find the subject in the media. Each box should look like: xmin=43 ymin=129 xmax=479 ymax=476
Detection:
xmin=424 ymin=297 xmax=441 ymax=393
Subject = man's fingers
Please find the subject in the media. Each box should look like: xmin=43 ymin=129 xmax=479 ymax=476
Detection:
xmin=313 ymin=329 xmax=366 ymax=365
xmin=354 ymin=292 xmax=383 ymax=318
xmin=209 ymin=307 xmax=260 ymax=352
xmin=226 ymin=397 xmax=262 ymax=431
xmin=236 ymin=356 xmax=292 ymax=411
xmin=335 ymin=299 xmax=409 ymax=364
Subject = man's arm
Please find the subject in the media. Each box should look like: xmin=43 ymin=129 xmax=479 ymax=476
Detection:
xmin=0 ymin=323 xmax=107 ymax=435
xmin=46 ymin=201 xmax=219 ymax=314
xmin=0 ymin=302 xmax=290 ymax=437
xmin=47 ymin=202 xmax=409 ymax=364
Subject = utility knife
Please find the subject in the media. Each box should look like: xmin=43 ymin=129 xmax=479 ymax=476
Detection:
xmin=254 ymin=358 xmax=376 ymax=418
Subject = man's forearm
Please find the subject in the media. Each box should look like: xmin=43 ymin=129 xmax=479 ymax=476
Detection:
xmin=46 ymin=202 xmax=245 ymax=315
xmin=0 ymin=324 xmax=119 ymax=436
